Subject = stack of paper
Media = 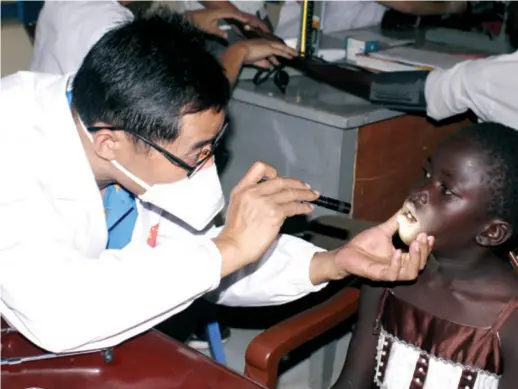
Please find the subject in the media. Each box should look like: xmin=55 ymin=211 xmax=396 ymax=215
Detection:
xmin=368 ymin=47 xmax=469 ymax=70
xmin=351 ymin=54 xmax=423 ymax=72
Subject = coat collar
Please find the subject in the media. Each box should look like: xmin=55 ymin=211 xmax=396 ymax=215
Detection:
xmin=34 ymin=72 xmax=102 ymax=204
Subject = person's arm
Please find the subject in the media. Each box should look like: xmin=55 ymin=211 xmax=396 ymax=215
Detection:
xmin=215 ymin=232 xmax=330 ymax=306
xmin=0 ymin=118 xmax=316 ymax=355
xmin=1 ymin=230 xmax=224 ymax=354
xmin=298 ymin=50 xmax=518 ymax=124
xmin=199 ymin=0 xmax=269 ymax=32
xmin=378 ymin=1 xmax=466 ymax=16
xmin=425 ymin=51 xmax=518 ymax=128
xmin=331 ymin=284 xmax=385 ymax=389
xmin=214 ymin=211 xmax=432 ymax=307
xmin=184 ymin=8 xmax=263 ymax=40
xmin=219 ymin=39 xmax=296 ymax=87
xmin=219 ymin=42 xmax=249 ymax=87
xmin=497 ymin=310 xmax=518 ymax=389
xmin=0 ymin=186 xmax=316 ymax=354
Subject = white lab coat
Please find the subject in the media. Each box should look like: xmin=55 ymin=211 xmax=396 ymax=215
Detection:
xmin=0 ymin=71 xmax=326 ymax=354
xmin=30 ymin=0 xmax=133 ymax=74
xmin=275 ymin=0 xmax=388 ymax=40
xmin=425 ymin=50 xmax=518 ymax=130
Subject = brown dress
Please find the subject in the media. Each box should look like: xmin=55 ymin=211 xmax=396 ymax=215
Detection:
xmin=372 ymin=289 xmax=518 ymax=389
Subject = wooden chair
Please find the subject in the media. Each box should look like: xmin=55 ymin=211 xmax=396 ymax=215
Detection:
xmin=245 ymin=216 xmax=373 ymax=389
xmin=245 ymin=281 xmax=360 ymax=389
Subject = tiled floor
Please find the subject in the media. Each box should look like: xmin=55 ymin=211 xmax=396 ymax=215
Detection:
xmin=199 ymin=328 xmax=352 ymax=389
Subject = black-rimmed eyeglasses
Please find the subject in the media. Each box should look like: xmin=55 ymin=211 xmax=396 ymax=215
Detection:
xmin=87 ymin=123 xmax=228 ymax=178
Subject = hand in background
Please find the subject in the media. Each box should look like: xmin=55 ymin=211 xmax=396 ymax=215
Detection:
xmin=231 ymin=38 xmax=297 ymax=68
xmin=232 ymin=10 xmax=270 ymax=34
xmin=184 ymin=9 xmax=246 ymax=39
xmin=185 ymin=8 xmax=270 ymax=40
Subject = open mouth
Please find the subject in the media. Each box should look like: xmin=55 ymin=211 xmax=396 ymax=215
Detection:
xmin=403 ymin=209 xmax=417 ymax=223
xmin=397 ymin=202 xmax=423 ymax=245
xmin=401 ymin=203 xmax=418 ymax=224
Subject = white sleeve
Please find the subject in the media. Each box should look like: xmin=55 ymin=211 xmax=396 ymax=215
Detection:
xmin=425 ymin=51 xmax=518 ymax=129
xmin=0 ymin=182 xmax=222 ymax=354
xmin=205 ymin=228 xmax=328 ymax=307
xmin=30 ymin=2 xmax=133 ymax=74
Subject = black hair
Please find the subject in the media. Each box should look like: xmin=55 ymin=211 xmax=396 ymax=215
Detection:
xmin=448 ymin=123 xmax=518 ymax=236
xmin=72 ymin=10 xmax=231 ymax=143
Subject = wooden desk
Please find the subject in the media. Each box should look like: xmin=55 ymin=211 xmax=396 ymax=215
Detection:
xmin=1 ymin=328 xmax=266 ymax=389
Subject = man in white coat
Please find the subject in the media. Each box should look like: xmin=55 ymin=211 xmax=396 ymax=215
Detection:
xmin=27 ymin=0 xmax=313 ymax=347
xmin=0 ymin=12 xmax=433 ymax=354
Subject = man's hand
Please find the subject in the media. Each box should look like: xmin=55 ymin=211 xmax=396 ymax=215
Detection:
xmin=214 ymin=162 xmax=319 ymax=277
xmin=336 ymin=212 xmax=433 ymax=281
xmin=220 ymin=39 xmax=296 ymax=86
xmin=232 ymin=39 xmax=297 ymax=68
xmin=189 ymin=1 xmax=270 ymax=39
xmin=184 ymin=9 xmax=252 ymax=40
xmin=310 ymin=212 xmax=434 ymax=284
xmin=232 ymin=10 xmax=270 ymax=34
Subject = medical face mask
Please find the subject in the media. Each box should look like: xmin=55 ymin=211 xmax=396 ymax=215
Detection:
xmin=79 ymin=118 xmax=225 ymax=231
xmin=115 ymin=160 xmax=224 ymax=231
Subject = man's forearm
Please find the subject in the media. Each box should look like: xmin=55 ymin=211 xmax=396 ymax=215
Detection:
xmin=212 ymin=235 xmax=243 ymax=277
xmin=219 ymin=43 xmax=248 ymax=87
xmin=309 ymin=250 xmax=349 ymax=285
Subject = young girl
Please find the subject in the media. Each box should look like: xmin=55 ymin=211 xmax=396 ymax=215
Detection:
xmin=333 ymin=123 xmax=518 ymax=389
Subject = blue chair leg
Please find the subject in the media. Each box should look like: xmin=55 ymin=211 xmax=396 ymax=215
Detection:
xmin=205 ymin=321 xmax=227 ymax=365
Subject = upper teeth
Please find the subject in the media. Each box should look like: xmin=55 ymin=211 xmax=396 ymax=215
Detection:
xmin=404 ymin=210 xmax=416 ymax=223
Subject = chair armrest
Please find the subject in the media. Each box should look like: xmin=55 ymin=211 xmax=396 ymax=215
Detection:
xmin=244 ymin=284 xmax=360 ymax=389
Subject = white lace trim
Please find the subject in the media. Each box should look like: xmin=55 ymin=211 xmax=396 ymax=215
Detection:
xmin=373 ymin=327 xmax=501 ymax=387
xmin=373 ymin=331 xmax=389 ymax=388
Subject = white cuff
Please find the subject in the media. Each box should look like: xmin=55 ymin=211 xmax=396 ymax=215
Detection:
xmin=277 ymin=235 xmax=328 ymax=294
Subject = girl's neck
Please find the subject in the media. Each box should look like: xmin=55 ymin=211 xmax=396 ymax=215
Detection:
xmin=427 ymin=247 xmax=510 ymax=282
